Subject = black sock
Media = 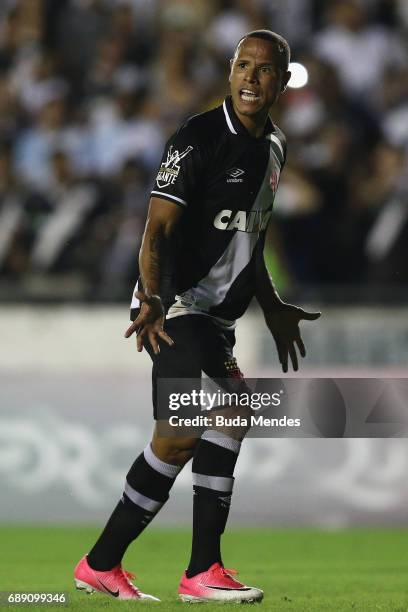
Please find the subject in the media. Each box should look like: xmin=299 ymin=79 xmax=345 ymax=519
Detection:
xmin=87 ymin=444 xmax=181 ymax=571
xmin=186 ymin=433 xmax=241 ymax=578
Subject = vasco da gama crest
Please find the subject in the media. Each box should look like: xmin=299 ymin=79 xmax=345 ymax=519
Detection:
xmin=156 ymin=145 xmax=193 ymax=189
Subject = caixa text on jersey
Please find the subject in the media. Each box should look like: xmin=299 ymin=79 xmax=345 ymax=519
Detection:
xmin=213 ymin=209 xmax=272 ymax=232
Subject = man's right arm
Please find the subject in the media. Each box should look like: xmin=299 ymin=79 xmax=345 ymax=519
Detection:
xmin=124 ymin=197 xmax=183 ymax=353
xmin=138 ymin=197 xmax=183 ymax=298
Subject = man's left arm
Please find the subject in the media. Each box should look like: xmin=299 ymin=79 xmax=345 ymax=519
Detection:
xmin=255 ymin=243 xmax=321 ymax=372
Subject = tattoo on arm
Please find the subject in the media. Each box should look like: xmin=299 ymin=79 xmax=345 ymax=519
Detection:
xmin=148 ymin=230 xmax=162 ymax=283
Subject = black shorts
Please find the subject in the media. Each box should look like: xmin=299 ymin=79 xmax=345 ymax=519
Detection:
xmin=144 ymin=315 xmax=244 ymax=419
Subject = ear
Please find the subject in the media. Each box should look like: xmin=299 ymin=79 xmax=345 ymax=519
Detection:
xmin=228 ymin=58 xmax=233 ymax=82
xmin=281 ymin=70 xmax=291 ymax=92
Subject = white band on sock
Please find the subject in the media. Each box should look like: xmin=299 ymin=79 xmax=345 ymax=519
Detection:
xmin=201 ymin=430 xmax=241 ymax=454
xmin=192 ymin=473 xmax=234 ymax=493
xmin=144 ymin=443 xmax=182 ymax=478
xmin=124 ymin=480 xmax=164 ymax=512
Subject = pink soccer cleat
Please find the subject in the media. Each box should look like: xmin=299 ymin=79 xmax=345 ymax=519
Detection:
xmin=74 ymin=555 xmax=160 ymax=601
xmin=178 ymin=562 xmax=263 ymax=603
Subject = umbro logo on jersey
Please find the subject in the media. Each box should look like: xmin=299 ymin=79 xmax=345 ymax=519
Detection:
xmin=226 ymin=167 xmax=245 ymax=183
xmin=227 ymin=167 xmax=244 ymax=177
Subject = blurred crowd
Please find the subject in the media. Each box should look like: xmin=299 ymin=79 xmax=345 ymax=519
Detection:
xmin=0 ymin=0 xmax=407 ymax=302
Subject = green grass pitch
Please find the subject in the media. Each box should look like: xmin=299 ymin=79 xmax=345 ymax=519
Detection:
xmin=0 ymin=527 xmax=407 ymax=611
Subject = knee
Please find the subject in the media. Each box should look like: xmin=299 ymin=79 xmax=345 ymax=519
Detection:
xmin=151 ymin=438 xmax=198 ymax=467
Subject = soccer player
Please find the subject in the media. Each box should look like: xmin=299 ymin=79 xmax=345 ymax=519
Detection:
xmin=74 ymin=29 xmax=320 ymax=603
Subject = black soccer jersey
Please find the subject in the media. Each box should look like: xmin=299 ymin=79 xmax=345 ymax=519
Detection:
xmin=130 ymin=95 xmax=286 ymax=324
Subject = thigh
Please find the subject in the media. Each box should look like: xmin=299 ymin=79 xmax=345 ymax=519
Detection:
xmin=146 ymin=315 xmax=203 ymax=376
xmin=199 ymin=318 xmax=243 ymax=380
xmin=200 ymin=318 xmax=253 ymax=421
xmin=145 ymin=316 xmax=203 ymax=419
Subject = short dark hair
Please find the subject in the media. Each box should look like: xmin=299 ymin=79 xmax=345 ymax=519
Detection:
xmin=234 ymin=30 xmax=291 ymax=72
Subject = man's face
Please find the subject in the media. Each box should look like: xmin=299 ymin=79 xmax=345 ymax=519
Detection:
xmin=229 ymin=37 xmax=290 ymax=121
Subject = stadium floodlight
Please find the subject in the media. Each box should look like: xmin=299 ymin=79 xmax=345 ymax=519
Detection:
xmin=288 ymin=62 xmax=309 ymax=89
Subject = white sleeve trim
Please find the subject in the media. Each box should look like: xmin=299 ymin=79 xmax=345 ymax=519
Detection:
xmin=223 ymin=101 xmax=237 ymax=135
xmin=268 ymin=134 xmax=284 ymax=159
xmin=151 ymin=191 xmax=187 ymax=207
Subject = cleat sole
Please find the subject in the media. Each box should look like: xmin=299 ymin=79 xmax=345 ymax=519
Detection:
xmin=179 ymin=594 xmax=208 ymax=603
xmin=75 ymin=579 xmax=95 ymax=594
xmin=179 ymin=593 xmax=263 ymax=604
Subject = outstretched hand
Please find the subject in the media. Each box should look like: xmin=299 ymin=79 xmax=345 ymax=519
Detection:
xmin=264 ymin=303 xmax=321 ymax=372
xmin=124 ymin=291 xmax=174 ymax=355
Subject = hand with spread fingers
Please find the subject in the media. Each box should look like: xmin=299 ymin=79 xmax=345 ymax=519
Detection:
xmin=263 ymin=303 xmax=321 ymax=372
xmin=124 ymin=291 xmax=174 ymax=355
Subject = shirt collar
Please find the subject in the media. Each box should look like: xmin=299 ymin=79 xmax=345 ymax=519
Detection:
xmin=222 ymin=95 xmax=275 ymax=138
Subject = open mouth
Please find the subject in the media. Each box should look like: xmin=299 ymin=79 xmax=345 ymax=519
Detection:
xmin=239 ymin=89 xmax=260 ymax=102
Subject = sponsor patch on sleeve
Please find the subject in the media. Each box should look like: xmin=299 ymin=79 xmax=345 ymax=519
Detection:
xmin=156 ymin=145 xmax=193 ymax=189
